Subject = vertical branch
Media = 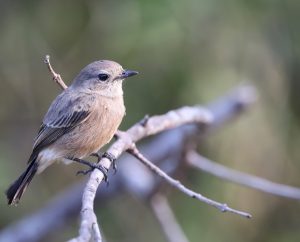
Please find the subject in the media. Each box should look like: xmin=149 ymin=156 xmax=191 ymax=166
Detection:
xmin=150 ymin=194 xmax=189 ymax=242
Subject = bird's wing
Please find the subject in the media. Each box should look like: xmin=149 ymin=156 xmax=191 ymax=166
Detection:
xmin=28 ymin=91 xmax=92 ymax=163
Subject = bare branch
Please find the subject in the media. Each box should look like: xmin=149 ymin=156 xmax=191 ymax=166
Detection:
xmin=128 ymin=145 xmax=251 ymax=218
xmin=44 ymin=55 xmax=68 ymax=90
xmin=187 ymin=151 xmax=300 ymax=200
xmin=43 ymin=55 xmax=215 ymax=241
xmin=38 ymin=57 xmax=257 ymax=239
xmin=150 ymin=194 xmax=189 ymax=242
xmin=70 ymin=105 xmax=213 ymax=241
xmin=0 ymin=85 xmax=257 ymax=242
xmin=68 ymin=85 xmax=257 ymax=240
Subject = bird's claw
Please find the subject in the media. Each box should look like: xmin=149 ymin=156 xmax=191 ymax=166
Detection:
xmin=73 ymin=157 xmax=109 ymax=183
xmin=102 ymin=152 xmax=117 ymax=174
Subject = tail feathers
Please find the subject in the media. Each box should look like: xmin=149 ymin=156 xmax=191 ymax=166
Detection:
xmin=6 ymin=160 xmax=38 ymax=205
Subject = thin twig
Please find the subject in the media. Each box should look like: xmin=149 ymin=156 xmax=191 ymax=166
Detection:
xmin=128 ymin=145 xmax=252 ymax=218
xmin=187 ymin=151 xmax=300 ymax=200
xmin=44 ymin=55 xmax=68 ymax=90
xmin=150 ymin=194 xmax=189 ymax=242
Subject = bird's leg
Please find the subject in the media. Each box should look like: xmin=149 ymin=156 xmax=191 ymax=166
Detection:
xmin=72 ymin=158 xmax=108 ymax=182
xmin=90 ymin=152 xmax=117 ymax=174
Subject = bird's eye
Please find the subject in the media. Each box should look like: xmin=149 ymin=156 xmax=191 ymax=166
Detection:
xmin=98 ymin=73 xmax=109 ymax=81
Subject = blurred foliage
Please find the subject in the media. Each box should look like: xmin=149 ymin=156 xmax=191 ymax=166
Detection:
xmin=0 ymin=0 xmax=300 ymax=241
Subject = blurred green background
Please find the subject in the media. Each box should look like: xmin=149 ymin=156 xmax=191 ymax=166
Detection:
xmin=1 ymin=0 xmax=300 ymax=241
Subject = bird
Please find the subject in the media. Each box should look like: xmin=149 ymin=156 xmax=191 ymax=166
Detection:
xmin=6 ymin=60 xmax=138 ymax=205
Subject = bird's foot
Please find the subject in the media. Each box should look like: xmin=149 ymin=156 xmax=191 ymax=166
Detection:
xmin=73 ymin=158 xmax=108 ymax=183
xmin=90 ymin=152 xmax=117 ymax=174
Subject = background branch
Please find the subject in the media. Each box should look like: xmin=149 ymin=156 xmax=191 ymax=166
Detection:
xmin=150 ymin=194 xmax=189 ymax=242
xmin=187 ymin=151 xmax=300 ymax=200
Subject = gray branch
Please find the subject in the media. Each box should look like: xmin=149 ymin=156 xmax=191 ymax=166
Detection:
xmin=0 ymin=85 xmax=258 ymax=242
xmin=128 ymin=145 xmax=251 ymax=218
xmin=187 ymin=151 xmax=300 ymax=200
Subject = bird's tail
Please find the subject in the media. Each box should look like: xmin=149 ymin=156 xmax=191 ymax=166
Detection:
xmin=6 ymin=159 xmax=38 ymax=205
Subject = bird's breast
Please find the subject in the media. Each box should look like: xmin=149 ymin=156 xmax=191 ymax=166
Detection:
xmin=63 ymin=95 xmax=125 ymax=158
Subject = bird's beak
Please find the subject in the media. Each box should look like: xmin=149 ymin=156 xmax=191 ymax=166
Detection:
xmin=120 ymin=69 xmax=139 ymax=79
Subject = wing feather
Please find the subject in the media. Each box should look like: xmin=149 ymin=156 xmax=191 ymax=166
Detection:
xmin=28 ymin=91 xmax=92 ymax=163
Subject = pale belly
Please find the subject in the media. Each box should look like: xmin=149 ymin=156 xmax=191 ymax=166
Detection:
xmin=60 ymin=100 xmax=125 ymax=158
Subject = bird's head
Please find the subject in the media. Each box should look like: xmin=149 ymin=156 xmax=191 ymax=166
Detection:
xmin=71 ymin=60 xmax=138 ymax=97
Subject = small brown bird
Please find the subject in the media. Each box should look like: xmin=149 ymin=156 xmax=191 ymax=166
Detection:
xmin=6 ymin=60 xmax=138 ymax=205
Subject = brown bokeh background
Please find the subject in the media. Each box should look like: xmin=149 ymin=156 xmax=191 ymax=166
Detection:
xmin=0 ymin=0 xmax=300 ymax=241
